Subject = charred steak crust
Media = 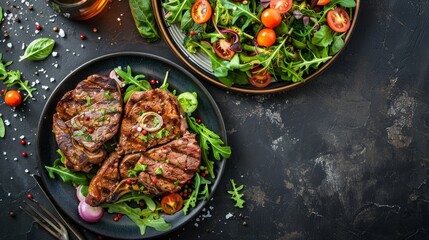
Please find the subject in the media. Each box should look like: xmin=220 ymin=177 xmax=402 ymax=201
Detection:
xmin=118 ymin=89 xmax=188 ymax=154
xmin=119 ymin=132 xmax=201 ymax=196
xmin=53 ymin=74 xmax=122 ymax=172
xmin=86 ymin=152 xmax=121 ymax=206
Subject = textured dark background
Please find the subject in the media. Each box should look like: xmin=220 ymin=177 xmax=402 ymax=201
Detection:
xmin=1 ymin=0 xmax=429 ymax=239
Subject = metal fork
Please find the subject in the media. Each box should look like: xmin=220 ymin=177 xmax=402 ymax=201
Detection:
xmin=20 ymin=198 xmax=69 ymax=240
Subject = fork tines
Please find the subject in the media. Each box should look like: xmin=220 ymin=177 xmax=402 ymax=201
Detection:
xmin=19 ymin=199 xmax=69 ymax=240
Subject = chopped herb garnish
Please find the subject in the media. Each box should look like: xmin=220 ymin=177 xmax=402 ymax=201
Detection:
xmin=128 ymin=163 xmax=147 ymax=177
xmin=140 ymin=135 xmax=148 ymax=142
xmin=155 ymin=167 xmax=163 ymax=175
xmin=101 ymin=109 xmax=106 ymax=115
xmin=85 ymin=96 xmax=91 ymax=106
xmin=0 ymin=116 xmax=5 ymax=138
xmin=104 ymin=90 xmax=112 ymax=100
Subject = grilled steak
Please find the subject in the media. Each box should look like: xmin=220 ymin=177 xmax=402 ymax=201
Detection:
xmin=53 ymin=114 xmax=106 ymax=172
xmin=86 ymin=132 xmax=201 ymax=206
xmin=118 ymin=89 xmax=188 ymax=154
xmin=53 ymin=74 xmax=122 ymax=172
xmin=119 ymin=132 xmax=201 ymax=195
xmin=85 ymin=152 xmax=121 ymax=206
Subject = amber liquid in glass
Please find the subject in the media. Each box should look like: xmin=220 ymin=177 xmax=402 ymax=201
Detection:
xmin=49 ymin=0 xmax=108 ymax=20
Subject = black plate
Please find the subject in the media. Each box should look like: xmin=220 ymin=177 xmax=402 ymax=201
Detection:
xmin=36 ymin=52 xmax=227 ymax=239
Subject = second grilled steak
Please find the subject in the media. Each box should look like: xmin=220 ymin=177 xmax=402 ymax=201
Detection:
xmin=118 ymin=89 xmax=188 ymax=154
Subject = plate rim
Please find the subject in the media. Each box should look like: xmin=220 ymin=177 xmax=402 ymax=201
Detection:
xmin=152 ymin=0 xmax=361 ymax=94
xmin=35 ymin=51 xmax=228 ymax=239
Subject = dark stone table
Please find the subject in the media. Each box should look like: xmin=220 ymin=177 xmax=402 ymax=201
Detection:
xmin=1 ymin=1 xmax=428 ymax=239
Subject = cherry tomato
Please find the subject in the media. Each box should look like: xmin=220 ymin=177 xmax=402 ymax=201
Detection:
xmin=161 ymin=193 xmax=184 ymax=215
xmin=261 ymin=8 xmax=282 ymax=28
xmin=191 ymin=0 xmax=212 ymax=24
xmin=248 ymin=66 xmax=271 ymax=88
xmin=213 ymin=38 xmax=235 ymax=60
xmin=326 ymin=8 xmax=351 ymax=33
xmin=317 ymin=0 xmax=331 ymax=6
xmin=270 ymin=0 xmax=293 ymax=14
xmin=4 ymin=90 xmax=22 ymax=107
xmin=256 ymin=28 xmax=276 ymax=47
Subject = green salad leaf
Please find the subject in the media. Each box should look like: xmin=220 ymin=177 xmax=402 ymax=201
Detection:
xmin=104 ymin=203 xmax=171 ymax=235
xmin=0 ymin=7 xmax=3 ymax=25
xmin=115 ymin=66 xmax=151 ymax=102
xmin=227 ymin=179 xmax=245 ymax=208
xmin=19 ymin=38 xmax=55 ymax=62
xmin=45 ymin=150 xmax=90 ymax=185
xmin=0 ymin=117 xmax=5 ymax=138
xmin=129 ymin=0 xmax=160 ymax=42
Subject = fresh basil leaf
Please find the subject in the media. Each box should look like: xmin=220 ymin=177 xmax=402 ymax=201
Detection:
xmin=180 ymin=10 xmax=193 ymax=32
xmin=0 ymin=7 xmax=3 ymax=25
xmin=0 ymin=116 xmax=5 ymax=138
xmin=129 ymin=0 xmax=160 ymax=42
xmin=19 ymin=38 xmax=55 ymax=62
xmin=338 ymin=0 xmax=356 ymax=8
xmin=330 ymin=35 xmax=345 ymax=55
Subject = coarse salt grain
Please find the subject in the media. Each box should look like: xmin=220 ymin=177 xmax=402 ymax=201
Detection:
xmin=4 ymin=120 xmax=10 ymax=126
xmin=52 ymin=51 xmax=58 ymax=57
xmin=50 ymin=77 xmax=55 ymax=82
xmin=59 ymin=29 xmax=66 ymax=38
xmin=25 ymin=169 xmax=29 ymax=173
xmin=7 ymin=43 xmax=12 ymax=48
xmin=20 ymin=135 xmax=25 ymax=139
xmin=41 ymin=85 xmax=49 ymax=90
xmin=225 ymin=212 xmax=233 ymax=219
xmin=13 ymin=157 xmax=17 ymax=161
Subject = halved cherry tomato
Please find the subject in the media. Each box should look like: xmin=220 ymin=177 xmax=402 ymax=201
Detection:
xmin=270 ymin=0 xmax=293 ymax=14
xmin=248 ymin=66 xmax=271 ymax=88
xmin=261 ymin=8 xmax=282 ymax=28
xmin=256 ymin=28 xmax=276 ymax=47
xmin=326 ymin=8 xmax=351 ymax=33
xmin=317 ymin=0 xmax=331 ymax=6
xmin=4 ymin=90 xmax=22 ymax=107
xmin=161 ymin=193 xmax=184 ymax=215
xmin=191 ymin=0 xmax=212 ymax=24
xmin=213 ymin=38 xmax=235 ymax=60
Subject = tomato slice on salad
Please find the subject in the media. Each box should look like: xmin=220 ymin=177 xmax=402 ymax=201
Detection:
xmin=270 ymin=0 xmax=293 ymax=14
xmin=326 ymin=8 xmax=351 ymax=33
xmin=248 ymin=66 xmax=272 ymax=88
xmin=317 ymin=0 xmax=331 ymax=6
xmin=191 ymin=0 xmax=212 ymax=24
xmin=161 ymin=193 xmax=184 ymax=215
xmin=213 ymin=38 xmax=235 ymax=60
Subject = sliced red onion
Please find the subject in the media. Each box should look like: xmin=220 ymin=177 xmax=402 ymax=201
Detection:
xmin=220 ymin=29 xmax=242 ymax=53
xmin=78 ymin=200 xmax=104 ymax=223
xmin=138 ymin=112 xmax=163 ymax=132
xmin=109 ymin=69 xmax=123 ymax=88
xmin=293 ymin=10 xmax=303 ymax=20
xmin=76 ymin=185 xmax=85 ymax=202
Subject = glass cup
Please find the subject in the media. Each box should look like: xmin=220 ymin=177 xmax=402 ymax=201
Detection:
xmin=48 ymin=0 xmax=109 ymax=21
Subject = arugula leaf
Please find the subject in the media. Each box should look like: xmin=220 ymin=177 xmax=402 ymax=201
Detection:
xmin=183 ymin=174 xmax=211 ymax=215
xmin=227 ymin=179 xmax=245 ymax=208
xmin=187 ymin=116 xmax=231 ymax=178
xmin=163 ymin=0 xmax=192 ymax=24
xmin=44 ymin=150 xmax=90 ymax=185
xmin=112 ymin=192 xmax=156 ymax=210
xmin=115 ymin=66 xmax=151 ymax=102
xmin=19 ymin=38 xmax=55 ymax=62
xmin=220 ymin=0 xmax=261 ymax=31
xmin=0 ymin=116 xmax=5 ymax=138
xmin=129 ymin=0 xmax=160 ymax=42
xmin=104 ymin=203 xmax=171 ymax=235
xmin=0 ymin=54 xmax=36 ymax=101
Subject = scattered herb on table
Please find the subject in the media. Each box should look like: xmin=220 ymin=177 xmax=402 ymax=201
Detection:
xmin=0 ymin=117 xmax=5 ymax=138
xmin=228 ymin=179 xmax=245 ymax=208
xmin=0 ymin=54 xmax=36 ymax=101
xmin=129 ymin=0 xmax=160 ymax=42
xmin=19 ymin=38 xmax=55 ymax=62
